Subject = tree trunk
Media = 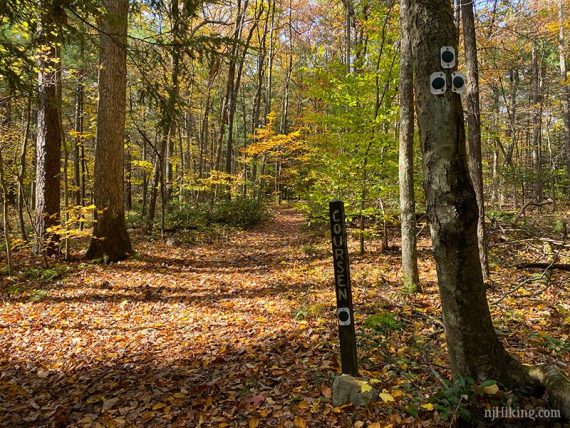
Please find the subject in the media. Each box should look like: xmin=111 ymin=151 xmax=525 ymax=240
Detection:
xmin=280 ymin=0 xmax=293 ymax=134
xmin=219 ymin=0 xmax=246 ymax=176
xmin=398 ymin=0 xmax=420 ymax=290
xmin=342 ymin=0 xmax=354 ymax=74
xmin=17 ymin=93 xmax=32 ymax=242
xmin=490 ymin=86 xmax=502 ymax=207
xmin=461 ymin=0 xmax=489 ymax=281
xmin=506 ymin=69 xmax=519 ymax=207
xmin=125 ymin=142 xmax=132 ymax=211
xmin=409 ymin=0 xmax=534 ymax=387
xmin=226 ymin=0 xmax=260 ymax=176
xmin=530 ymin=45 xmax=543 ymax=203
xmin=264 ymin=0 xmax=276 ymax=122
xmin=559 ymin=0 xmax=570 ymax=193
xmin=164 ymin=0 xmax=181 ymax=203
xmin=145 ymin=133 xmax=167 ymax=233
xmin=62 ymin=121 xmax=70 ymax=260
xmin=141 ymin=136 xmax=148 ymax=216
xmin=0 ymin=149 xmax=13 ymax=275
xmin=74 ymin=38 xmax=84 ymax=208
xmin=86 ymin=0 xmax=133 ymax=262
xmin=34 ymin=1 xmax=62 ymax=256
xmin=199 ymin=60 xmax=218 ymax=181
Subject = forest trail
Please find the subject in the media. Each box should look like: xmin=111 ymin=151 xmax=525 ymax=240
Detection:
xmin=0 ymin=207 xmax=355 ymax=427
xmin=2 ymin=207 xmax=569 ymax=427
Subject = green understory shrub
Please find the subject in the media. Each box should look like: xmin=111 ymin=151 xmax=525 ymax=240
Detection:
xmin=363 ymin=311 xmax=401 ymax=333
xmin=206 ymin=198 xmax=270 ymax=228
xmin=165 ymin=198 xmax=271 ymax=230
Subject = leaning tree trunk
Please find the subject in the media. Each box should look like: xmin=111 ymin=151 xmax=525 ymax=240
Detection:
xmin=86 ymin=0 xmax=133 ymax=262
xmin=409 ymin=0 xmax=534 ymax=387
xmin=398 ymin=0 xmax=420 ymax=290
xmin=461 ymin=0 xmax=489 ymax=281
xmin=34 ymin=1 xmax=62 ymax=256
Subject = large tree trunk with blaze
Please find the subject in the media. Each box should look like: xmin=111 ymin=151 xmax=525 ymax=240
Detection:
xmin=398 ymin=0 xmax=420 ymax=290
xmin=409 ymin=0 xmax=534 ymax=387
xmin=86 ymin=0 xmax=133 ymax=262
xmin=34 ymin=0 xmax=62 ymax=256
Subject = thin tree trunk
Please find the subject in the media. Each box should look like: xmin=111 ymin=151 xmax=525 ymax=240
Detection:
xmin=490 ymin=87 xmax=502 ymax=207
xmin=461 ymin=0 xmax=489 ymax=281
xmin=74 ymin=39 xmax=84 ymax=208
xmin=506 ymin=69 xmax=519 ymax=207
xmin=252 ymin=6 xmax=269 ymax=134
xmin=218 ymin=0 xmax=246 ymax=175
xmin=164 ymin=0 xmax=181 ymax=203
xmin=342 ymin=0 xmax=353 ymax=73
xmin=226 ymin=0 xmax=260 ymax=176
xmin=18 ymin=93 xmax=32 ymax=242
xmin=559 ymin=0 xmax=570 ymax=194
xmin=125 ymin=142 xmax=132 ymax=211
xmin=145 ymin=143 xmax=165 ymax=233
xmin=264 ymin=0 xmax=276 ymax=121
xmin=200 ymin=62 xmax=217 ymax=180
xmin=62 ymin=125 xmax=70 ymax=260
xmin=178 ymin=115 xmax=187 ymax=204
xmin=141 ymin=136 xmax=148 ymax=216
xmin=531 ymin=45 xmax=544 ymax=202
xmin=0 ymin=149 xmax=13 ymax=275
xmin=80 ymin=134 xmax=86 ymax=220
xmin=398 ymin=0 xmax=420 ymax=290
xmin=280 ymin=0 xmax=293 ymax=134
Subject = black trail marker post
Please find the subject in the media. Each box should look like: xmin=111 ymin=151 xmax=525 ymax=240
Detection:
xmin=329 ymin=200 xmax=358 ymax=376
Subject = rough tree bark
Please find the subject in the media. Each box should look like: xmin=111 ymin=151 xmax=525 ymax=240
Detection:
xmin=165 ymin=0 xmax=181 ymax=202
xmin=530 ymin=45 xmax=544 ymax=203
xmin=216 ymin=0 xmax=246 ymax=174
xmin=461 ymin=0 xmax=489 ymax=281
xmin=34 ymin=0 xmax=62 ymax=256
xmin=0 ymin=148 xmax=13 ymax=275
xmin=398 ymin=0 xmax=420 ymax=290
xmin=409 ymin=0 xmax=534 ymax=387
xmin=17 ymin=93 xmax=32 ymax=241
xmin=73 ymin=36 xmax=84 ymax=208
xmin=226 ymin=0 xmax=261 ymax=176
xmin=86 ymin=0 xmax=133 ymax=262
xmin=264 ymin=0 xmax=276 ymax=122
xmin=559 ymin=0 xmax=570 ymax=192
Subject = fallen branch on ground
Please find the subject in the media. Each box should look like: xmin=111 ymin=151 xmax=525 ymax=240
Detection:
xmin=513 ymin=198 xmax=553 ymax=226
xmin=516 ymin=263 xmax=570 ymax=271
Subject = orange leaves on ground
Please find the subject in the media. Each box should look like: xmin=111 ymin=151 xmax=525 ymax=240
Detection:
xmin=1 ymin=208 xmax=568 ymax=426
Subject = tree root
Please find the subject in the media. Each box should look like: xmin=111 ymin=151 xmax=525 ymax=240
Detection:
xmin=527 ymin=364 xmax=570 ymax=419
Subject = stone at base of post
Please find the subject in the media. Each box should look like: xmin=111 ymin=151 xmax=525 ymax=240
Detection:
xmin=332 ymin=374 xmax=379 ymax=406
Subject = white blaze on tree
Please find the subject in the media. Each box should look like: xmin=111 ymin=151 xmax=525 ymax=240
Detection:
xmin=409 ymin=0 xmax=535 ymax=387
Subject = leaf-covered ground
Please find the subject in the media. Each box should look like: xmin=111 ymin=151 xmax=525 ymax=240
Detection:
xmin=1 ymin=207 xmax=569 ymax=427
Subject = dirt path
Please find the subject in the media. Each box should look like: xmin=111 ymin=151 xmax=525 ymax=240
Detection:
xmin=2 ymin=207 xmax=569 ymax=427
xmin=0 ymin=207 xmax=356 ymax=427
